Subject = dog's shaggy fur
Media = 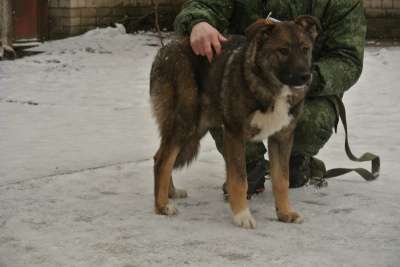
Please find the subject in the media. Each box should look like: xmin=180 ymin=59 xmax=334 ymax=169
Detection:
xmin=150 ymin=16 xmax=320 ymax=228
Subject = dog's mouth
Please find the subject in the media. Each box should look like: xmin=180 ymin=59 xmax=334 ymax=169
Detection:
xmin=287 ymin=74 xmax=312 ymax=91
xmin=291 ymin=85 xmax=307 ymax=90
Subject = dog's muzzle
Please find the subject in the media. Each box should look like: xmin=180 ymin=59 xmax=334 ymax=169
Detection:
xmin=286 ymin=72 xmax=311 ymax=87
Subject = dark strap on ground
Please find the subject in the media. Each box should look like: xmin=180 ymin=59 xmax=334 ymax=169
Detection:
xmin=323 ymin=96 xmax=380 ymax=181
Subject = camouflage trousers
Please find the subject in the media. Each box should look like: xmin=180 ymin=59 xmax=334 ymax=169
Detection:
xmin=209 ymin=97 xmax=338 ymax=165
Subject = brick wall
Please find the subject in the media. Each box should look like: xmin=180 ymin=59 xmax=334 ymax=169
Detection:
xmin=48 ymin=0 xmax=184 ymax=39
xmin=48 ymin=0 xmax=400 ymax=39
xmin=364 ymin=0 xmax=400 ymax=38
xmin=364 ymin=0 xmax=400 ymax=16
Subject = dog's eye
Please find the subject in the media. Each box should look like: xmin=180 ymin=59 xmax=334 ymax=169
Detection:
xmin=278 ymin=48 xmax=289 ymax=56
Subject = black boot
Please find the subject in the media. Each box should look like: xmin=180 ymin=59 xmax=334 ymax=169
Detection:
xmin=223 ymin=159 xmax=268 ymax=199
xmin=289 ymin=154 xmax=311 ymax=188
xmin=289 ymin=154 xmax=328 ymax=188
xmin=309 ymin=157 xmax=328 ymax=188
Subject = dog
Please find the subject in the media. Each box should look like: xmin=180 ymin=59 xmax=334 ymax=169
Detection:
xmin=150 ymin=16 xmax=320 ymax=228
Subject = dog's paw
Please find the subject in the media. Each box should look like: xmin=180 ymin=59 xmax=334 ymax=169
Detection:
xmin=233 ymin=208 xmax=256 ymax=229
xmin=156 ymin=203 xmax=178 ymax=216
xmin=169 ymin=188 xmax=188 ymax=199
xmin=277 ymin=210 xmax=303 ymax=224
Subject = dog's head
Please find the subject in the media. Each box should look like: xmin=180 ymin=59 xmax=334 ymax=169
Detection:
xmin=245 ymin=16 xmax=320 ymax=92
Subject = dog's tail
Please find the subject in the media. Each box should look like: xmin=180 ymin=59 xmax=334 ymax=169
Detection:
xmin=150 ymin=41 xmax=202 ymax=169
xmin=173 ymin=137 xmax=201 ymax=168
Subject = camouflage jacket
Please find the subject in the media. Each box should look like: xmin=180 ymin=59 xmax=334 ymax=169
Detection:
xmin=174 ymin=0 xmax=366 ymax=97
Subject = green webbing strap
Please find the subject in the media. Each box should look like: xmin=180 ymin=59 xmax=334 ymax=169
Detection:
xmin=323 ymin=96 xmax=380 ymax=181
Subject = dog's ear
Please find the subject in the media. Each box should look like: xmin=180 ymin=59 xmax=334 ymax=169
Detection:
xmin=294 ymin=15 xmax=321 ymax=41
xmin=245 ymin=19 xmax=276 ymax=41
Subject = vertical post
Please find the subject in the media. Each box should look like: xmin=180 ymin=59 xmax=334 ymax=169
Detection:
xmin=0 ymin=0 xmax=16 ymax=59
xmin=39 ymin=0 xmax=49 ymax=41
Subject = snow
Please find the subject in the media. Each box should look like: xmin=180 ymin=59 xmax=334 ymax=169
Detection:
xmin=0 ymin=25 xmax=399 ymax=267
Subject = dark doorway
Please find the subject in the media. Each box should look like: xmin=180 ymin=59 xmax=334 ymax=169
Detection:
xmin=12 ymin=0 xmax=48 ymax=43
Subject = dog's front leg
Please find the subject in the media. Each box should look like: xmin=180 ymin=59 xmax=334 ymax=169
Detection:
xmin=223 ymin=130 xmax=256 ymax=229
xmin=268 ymin=134 xmax=303 ymax=223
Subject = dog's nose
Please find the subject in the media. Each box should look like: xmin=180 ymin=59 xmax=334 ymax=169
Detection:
xmin=291 ymin=72 xmax=311 ymax=86
xmin=279 ymin=71 xmax=312 ymax=87
xmin=300 ymin=73 xmax=311 ymax=83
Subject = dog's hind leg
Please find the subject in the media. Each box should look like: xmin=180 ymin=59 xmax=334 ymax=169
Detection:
xmin=224 ymin=131 xmax=256 ymax=229
xmin=154 ymin=142 xmax=180 ymax=215
xmin=153 ymin=150 xmax=188 ymax=199
xmin=268 ymin=134 xmax=303 ymax=224
xmin=168 ymin=179 xmax=188 ymax=199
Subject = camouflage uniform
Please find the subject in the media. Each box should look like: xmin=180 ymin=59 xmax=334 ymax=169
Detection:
xmin=174 ymin=0 xmax=366 ymax=164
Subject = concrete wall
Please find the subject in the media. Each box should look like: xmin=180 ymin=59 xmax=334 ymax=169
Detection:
xmin=48 ymin=0 xmax=400 ymax=39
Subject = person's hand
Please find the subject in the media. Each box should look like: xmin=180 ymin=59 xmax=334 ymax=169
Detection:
xmin=190 ymin=22 xmax=228 ymax=62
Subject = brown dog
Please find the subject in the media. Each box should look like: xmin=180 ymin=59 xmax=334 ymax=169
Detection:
xmin=150 ymin=16 xmax=320 ymax=228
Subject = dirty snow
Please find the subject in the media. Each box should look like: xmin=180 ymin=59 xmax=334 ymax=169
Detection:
xmin=0 ymin=25 xmax=399 ymax=267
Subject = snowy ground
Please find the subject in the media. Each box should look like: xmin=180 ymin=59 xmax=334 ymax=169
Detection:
xmin=0 ymin=26 xmax=399 ymax=267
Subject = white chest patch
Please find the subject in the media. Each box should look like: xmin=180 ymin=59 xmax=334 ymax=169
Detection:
xmin=250 ymin=86 xmax=293 ymax=141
